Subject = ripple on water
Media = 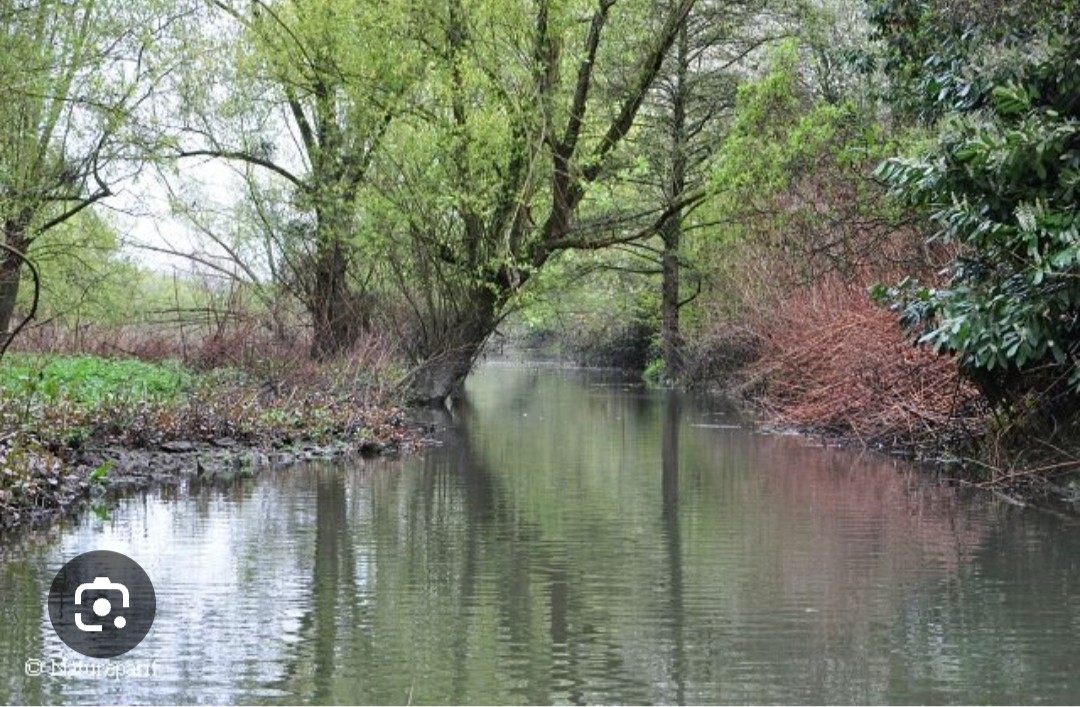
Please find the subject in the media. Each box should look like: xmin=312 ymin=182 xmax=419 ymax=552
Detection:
xmin=1 ymin=367 xmax=1080 ymax=704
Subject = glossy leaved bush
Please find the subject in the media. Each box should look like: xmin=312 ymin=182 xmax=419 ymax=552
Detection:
xmin=874 ymin=12 xmax=1080 ymax=400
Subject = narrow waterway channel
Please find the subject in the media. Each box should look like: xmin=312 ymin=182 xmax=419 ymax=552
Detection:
xmin=2 ymin=364 xmax=1080 ymax=704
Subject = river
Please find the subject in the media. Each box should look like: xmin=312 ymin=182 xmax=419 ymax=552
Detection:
xmin=2 ymin=365 xmax=1080 ymax=704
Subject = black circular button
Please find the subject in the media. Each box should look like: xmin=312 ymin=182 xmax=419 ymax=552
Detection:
xmin=48 ymin=551 xmax=156 ymax=658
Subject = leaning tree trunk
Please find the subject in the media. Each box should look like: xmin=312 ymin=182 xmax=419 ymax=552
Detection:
xmin=0 ymin=222 xmax=29 ymax=338
xmin=405 ymin=287 xmax=500 ymax=405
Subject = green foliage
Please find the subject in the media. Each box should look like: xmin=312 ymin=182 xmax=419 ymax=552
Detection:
xmin=865 ymin=0 xmax=1077 ymax=123
xmin=15 ymin=206 xmax=229 ymax=336
xmin=508 ymin=250 xmax=660 ymax=371
xmin=0 ymin=0 xmax=167 ymax=294
xmin=709 ymin=42 xmax=808 ymax=205
xmin=707 ymin=41 xmax=892 ymax=241
xmin=642 ymin=356 xmax=667 ymax=385
xmin=0 ymin=355 xmax=192 ymax=406
xmin=18 ymin=210 xmax=144 ymax=327
xmin=89 ymin=460 xmax=114 ymax=485
xmin=693 ymin=41 xmax=897 ymax=328
xmin=876 ymin=9 xmax=1080 ymax=396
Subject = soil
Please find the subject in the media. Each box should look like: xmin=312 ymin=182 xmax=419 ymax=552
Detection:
xmin=0 ymin=419 xmax=437 ymax=535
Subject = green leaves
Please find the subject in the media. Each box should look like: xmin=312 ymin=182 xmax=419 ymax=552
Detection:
xmin=991 ymin=84 xmax=1033 ymax=117
xmin=0 ymin=355 xmax=192 ymax=407
xmin=90 ymin=460 xmax=115 ymax=485
xmin=877 ymin=10 xmax=1080 ymax=398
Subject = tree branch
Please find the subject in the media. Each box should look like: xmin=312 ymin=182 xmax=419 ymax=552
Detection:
xmin=36 ymin=187 xmax=111 ymax=235
xmin=582 ymin=0 xmax=697 ymax=184
xmin=546 ymin=187 xmax=706 ymax=252
xmin=176 ymin=149 xmax=307 ymax=190
xmin=560 ymin=0 xmax=613 ymax=154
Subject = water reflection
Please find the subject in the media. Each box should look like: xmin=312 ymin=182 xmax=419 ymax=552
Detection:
xmin=1 ymin=366 xmax=1079 ymax=704
xmin=661 ymin=390 xmax=686 ymax=705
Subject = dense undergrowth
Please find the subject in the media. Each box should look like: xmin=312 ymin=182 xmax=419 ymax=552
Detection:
xmin=729 ymin=284 xmax=986 ymax=452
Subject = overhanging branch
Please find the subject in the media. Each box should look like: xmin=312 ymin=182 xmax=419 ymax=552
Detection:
xmin=177 ymin=149 xmax=307 ymax=191
xmin=545 ymin=187 xmax=706 ymax=252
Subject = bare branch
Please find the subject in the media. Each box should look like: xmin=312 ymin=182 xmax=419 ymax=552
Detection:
xmin=546 ymin=187 xmax=706 ymax=252
xmin=176 ymin=148 xmax=307 ymax=190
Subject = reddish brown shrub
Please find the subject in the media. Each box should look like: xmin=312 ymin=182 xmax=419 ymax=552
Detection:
xmin=743 ymin=280 xmax=985 ymax=450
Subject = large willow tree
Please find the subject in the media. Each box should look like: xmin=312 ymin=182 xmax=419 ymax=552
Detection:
xmin=363 ymin=0 xmax=699 ymax=401
xmin=172 ymin=0 xmax=419 ymax=359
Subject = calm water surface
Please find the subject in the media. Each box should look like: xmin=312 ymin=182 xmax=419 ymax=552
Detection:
xmin=2 ymin=365 xmax=1080 ymax=704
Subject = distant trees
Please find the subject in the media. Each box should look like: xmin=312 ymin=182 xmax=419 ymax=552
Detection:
xmin=530 ymin=0 xmax=874 ymax=382
xmin=23 ymin=210 xmax=138 ymax=334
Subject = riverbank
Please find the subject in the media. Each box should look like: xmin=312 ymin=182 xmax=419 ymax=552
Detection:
xmin=703 ymin=371 xmax=1080 ymax=508
xmin=680 ymin=293 xmax=1080 ymax=507
xmin=508 ymin=304 xmax=1080 ymax=506
xmin=0 ymin=354 xmax=430 ymax=534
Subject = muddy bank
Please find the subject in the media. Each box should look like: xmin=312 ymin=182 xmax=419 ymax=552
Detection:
xmin=0 ymin=415 xmax=437 ymax=535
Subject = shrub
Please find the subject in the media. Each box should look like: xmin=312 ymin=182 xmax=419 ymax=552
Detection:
xmin=875 ymin=9 xmax=1080 ymax=406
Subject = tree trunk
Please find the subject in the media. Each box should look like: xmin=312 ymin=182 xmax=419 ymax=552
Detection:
xmin=405 ymin=287 xmax=499 ymax=405
xmin=660 ymin=19 xmax=689 ymax=382
xmin=0 ymin=222 xmax=30 ymax=338
xmin=308 ymin=232 xmax=362 ymax=361
xmin=660 ymin=215 xmax=683 ymax=380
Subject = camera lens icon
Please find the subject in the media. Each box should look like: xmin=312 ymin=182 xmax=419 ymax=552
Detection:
xmin=49 ymin=551 xmax=155 ymax=658
xmin=74 ymin=577 xmax=130 ymax=632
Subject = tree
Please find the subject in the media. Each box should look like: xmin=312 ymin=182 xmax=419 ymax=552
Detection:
xmin=0 ymin=0 xmax=166 ymax=339
xmin=21 ymin=209 xmax=139 ymax=336
xmin=657 ymin=17 xmax=693 ymax=380
xmin=603 ymin=0 xmax=859 ymax=381
xmin=873 ymin=0 xmax=1080 ymax=405
xmin=168 ymin=0 xmax=419 ymax=359
xmin=367 ymin=0 xmax=700 ymax=402
xmin=645 ymin=0 xmax=787 ymax=380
